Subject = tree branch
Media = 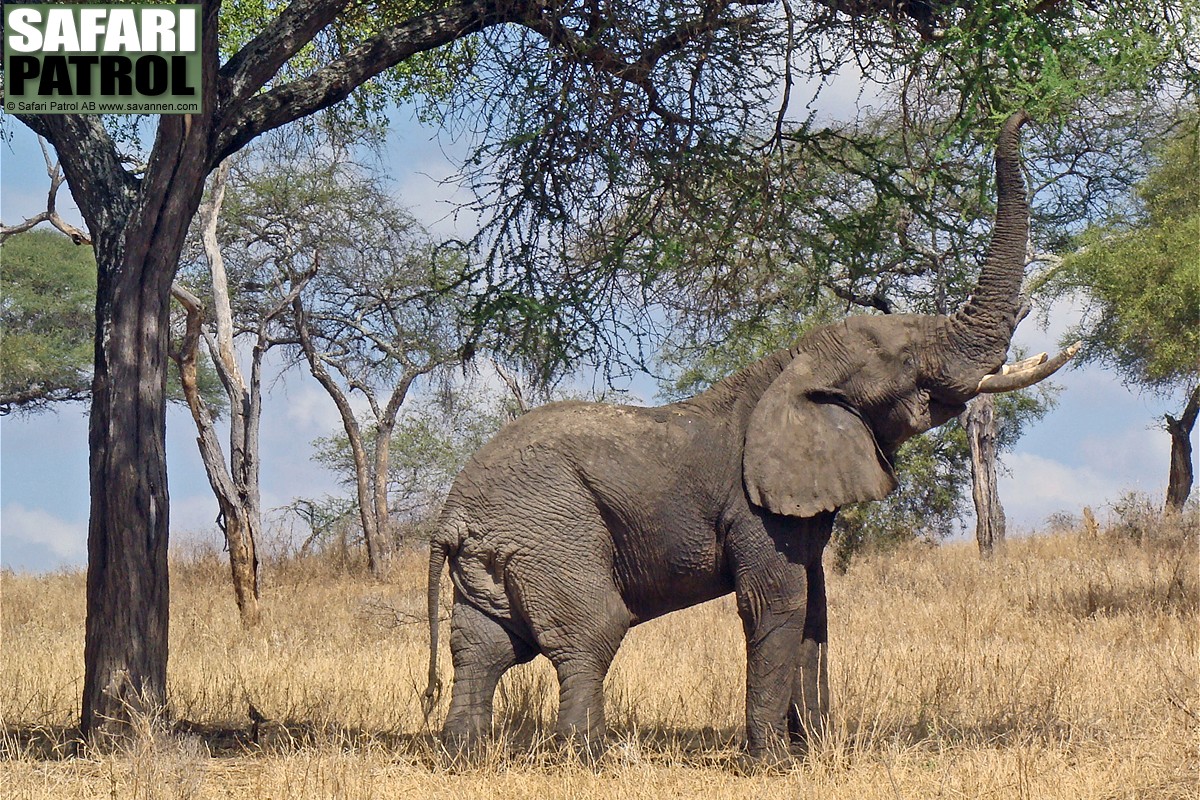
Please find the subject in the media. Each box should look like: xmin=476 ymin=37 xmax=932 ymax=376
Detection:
xmin=198 ymin=161 xmax=247 ymax=400
xmin=218 ymin=0 xmax=353 ymax=107
xmin=515 ymin=0 xmax=757 ymax=125
xmin=214 ymin=0 xmax=520 ymax=161
xmin=493 ymin=360 xmax=529 ymax=416
xmin=0 ymin=138 xmax=93 ymax=244
xmin=10 ymin=116 xmax=138 ymax=237
xmin=170 ymin=283 xmax=242 ymax=506
xmin=1166 ymin=384 xmax=1200 ymax=435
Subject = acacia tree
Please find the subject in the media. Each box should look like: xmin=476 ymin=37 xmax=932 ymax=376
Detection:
xmin=289 ymin=185 xmax=466 ymax=575
xmin=0 ymin=144 xmax=224 ymax=415
xmin=182 ymin=135 xmax=463 ymax=579
xmin=1039 ymin=112 xmax=1200 ymax=513
xmin=7 ymin=0 xmax=1187 ymax=741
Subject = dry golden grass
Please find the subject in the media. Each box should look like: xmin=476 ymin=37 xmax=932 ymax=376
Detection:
xmin=2 ymin=520 xmax=1197 ymax=799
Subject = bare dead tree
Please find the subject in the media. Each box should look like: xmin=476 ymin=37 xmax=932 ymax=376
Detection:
xmin=965 ymin=394 xmax=1006 ymax=557
xmin=169 ymin=162 xmax=315 ymax=625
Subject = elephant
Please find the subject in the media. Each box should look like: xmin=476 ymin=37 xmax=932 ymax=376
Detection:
xmin=422 ymin=110 xmax=1076 ymax=760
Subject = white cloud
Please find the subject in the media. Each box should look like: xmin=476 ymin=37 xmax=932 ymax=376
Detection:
xmin=1078 ymin=423 xmax=1171 ymax=482
xmin=169 ymin=492 xmax=220 ymax=535
xmin=0 ymin=504 xmax=87 ymax=570
xmin=999 ymin=449 xmax=1166 ymax=531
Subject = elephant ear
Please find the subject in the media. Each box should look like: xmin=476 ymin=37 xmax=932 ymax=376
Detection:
xmin=743 ymin=355 xmax=897 ymax=518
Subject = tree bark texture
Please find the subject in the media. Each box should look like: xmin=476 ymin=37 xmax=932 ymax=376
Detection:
xmin=81 ymin=116 xmax=216 ymax=741
xmin=195 ymin=163 xmax=263 ymax=627
xmin=1165 ymin=385 xmax=1199 ymax=514
xmin=966 ymin=395 xmax=1006 ymax=557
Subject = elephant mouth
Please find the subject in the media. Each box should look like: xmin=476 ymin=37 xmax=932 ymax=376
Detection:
xmin=928 ymin=396 xmax=966 ymax=427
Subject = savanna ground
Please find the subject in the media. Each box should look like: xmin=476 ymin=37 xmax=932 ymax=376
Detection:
xmin=2 ymin=510 xmax=1197 ymax=799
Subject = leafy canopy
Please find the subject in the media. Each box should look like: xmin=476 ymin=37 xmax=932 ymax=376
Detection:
xmin=0 ymin=230 xmax=226 ymax=414
xmin=0 ymin=229 xmax=95 ymax=413
xmin=1040 ymin=112 xmax=1200 ymax=396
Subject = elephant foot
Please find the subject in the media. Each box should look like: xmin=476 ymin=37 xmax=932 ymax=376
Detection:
xmin=788 ymin=638 xmax=830 ymax=753
xmin=551 ymin=728 xmax=609 ymax=767
xmin=787 ymin=701 xmax=827 ymax=755
xmin=736 ymin=740 xmax=798 ymax=775
xmin=437 ymin=729 xmax=494 ymax=770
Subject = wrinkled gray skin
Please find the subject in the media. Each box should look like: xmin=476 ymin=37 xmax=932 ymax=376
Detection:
xmin=426 ymin=112 xmax=1049 ymax=760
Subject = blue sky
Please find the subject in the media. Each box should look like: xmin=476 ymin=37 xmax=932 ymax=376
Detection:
xmin=0 ymin=100 xmax=1190 ymax=572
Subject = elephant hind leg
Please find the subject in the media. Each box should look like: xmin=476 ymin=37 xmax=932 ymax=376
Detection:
xmin=514 ymin=565 xmax=632 ymax=759
xmin=545 ymin=641 xmax=622 ymax=761
xmin=442 ymin=598 xmax=536 ymax=753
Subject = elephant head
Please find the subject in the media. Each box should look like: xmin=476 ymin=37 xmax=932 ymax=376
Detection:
xmin=744 ymin=111 xmax=1079 ymax=518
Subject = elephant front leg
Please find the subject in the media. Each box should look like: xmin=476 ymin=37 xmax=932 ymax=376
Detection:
xmin=787 ymin=639 xmax=829 ymax=749
xmin=736 ymin=566 xmax=810 ymax=761
xmin=788 ymin=559 xmax=830 ymax=749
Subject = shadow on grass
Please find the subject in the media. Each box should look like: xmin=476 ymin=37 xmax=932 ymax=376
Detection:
xmin=2 ymin=712 xmax=1084 ymax=771
xmin=1 ymin=719 xmax=747 ymax=768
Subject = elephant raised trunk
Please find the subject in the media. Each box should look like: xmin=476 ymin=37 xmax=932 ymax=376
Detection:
xmin=937 ymin=110 xmax=1077 ymax=398
xmin=951 ymin=110 xmax=1031 ymax=351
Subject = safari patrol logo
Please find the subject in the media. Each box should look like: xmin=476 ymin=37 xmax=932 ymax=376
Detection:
xmin=4 ymin=4 xmax=202 ymax=114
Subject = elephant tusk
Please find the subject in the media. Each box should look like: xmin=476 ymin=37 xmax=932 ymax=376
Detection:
xmin=977 ymin=341 xmax=1082 ymax=393
xmin=1000 ymin=352 xmax=1047 ymax=375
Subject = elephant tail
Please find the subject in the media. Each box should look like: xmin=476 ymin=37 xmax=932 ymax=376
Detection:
xmin=422 ymin=531 xmax=450 ymax=720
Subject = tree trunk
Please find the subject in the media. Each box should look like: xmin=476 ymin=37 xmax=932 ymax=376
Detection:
xmin=171 ymin=286 xmax=262 ymax=628
xmin=966 ymin=395 xmax=1006 ymax=558
xmin=292 ymin=297 xmax=387 ymax=576
xmin=1165 ymin=385 xmax=1200 ymax=514
xmin=355 ymin=431 xmax=388 ymax=574
xmin=83 ymin=247 xmax=173 ymax=741
xmin=172 ymin=164 xmax=263 ymax=627
xmin=368 ymin=375 xmax=421 ymax=561
xmin=81 ymin=115 xmax=214 ymax=740
xmin=373 ymin=421 xmax=396 ymax=558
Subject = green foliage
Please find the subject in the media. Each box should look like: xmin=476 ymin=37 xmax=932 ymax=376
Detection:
xmin=1039 ymin=112 xmax=1200 ymax=396
xmin=0 ymin=228 xmax=226 ymax=415
xmin=832 ymin=424 xmax=969 ymax=572
xmin=0 ymin=229 xmax=95 ymax=413
xmin=657 ymin=302 xmax=841 ymax=402
xmin=466 ymin=0 xmax=1195 ymax=383
xmin=608 ymin=96 xmax=1180 ymax=372
xmin=916 ymin=1 xmax=1193 ymax=129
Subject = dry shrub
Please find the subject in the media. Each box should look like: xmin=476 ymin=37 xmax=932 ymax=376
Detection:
xmin=2 ymin=518 xmax=1196 ymax=799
